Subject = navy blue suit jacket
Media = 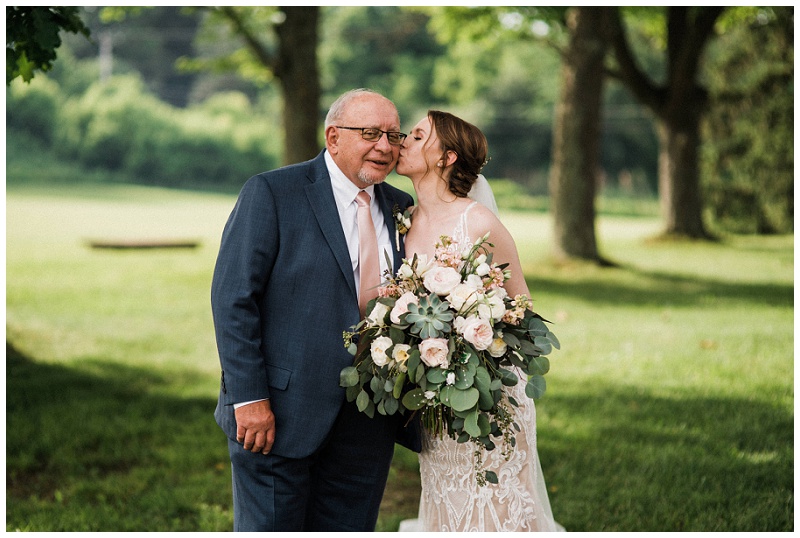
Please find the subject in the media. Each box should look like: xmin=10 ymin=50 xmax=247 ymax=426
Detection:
xmin=212 ymin=151 xmax=418 ymax=458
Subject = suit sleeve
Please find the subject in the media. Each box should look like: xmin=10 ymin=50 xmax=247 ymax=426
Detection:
xmin=211 ymin=175 xmax=278 ymax=406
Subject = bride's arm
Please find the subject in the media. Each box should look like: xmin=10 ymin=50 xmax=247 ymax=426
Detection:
xmin=470 ymin=205 xmax=531 ymax=298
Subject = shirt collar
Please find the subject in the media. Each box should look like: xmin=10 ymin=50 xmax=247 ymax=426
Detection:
xmin=325 ymin=150 xmax=376 ymax=210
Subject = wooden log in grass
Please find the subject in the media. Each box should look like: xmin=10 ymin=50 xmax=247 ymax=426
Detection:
xmin=87 ymin=239 xmax=200 ymax=250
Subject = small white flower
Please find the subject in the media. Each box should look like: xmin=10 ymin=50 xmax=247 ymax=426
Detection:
xmin=370 ymin=336 xmax=393 ymax=366
xmin=446 ymin=372 xmax=456 ymax=386
xmin=366 ymin=302 xmax=390 ymax=327
xmin=488 ymin=336 xmax=508 ymax=358
xmin=392 ymin=343 xmax=411 ymax=372
xmin=475 ymin=262 xmax=491 ymax=276
xmin=397 ymin=262 xmax=414 ymax=279
xmin=424 ymin=390 xmax=437 ymax=400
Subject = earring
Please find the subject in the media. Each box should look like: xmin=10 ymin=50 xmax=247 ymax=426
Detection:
xmin=437 ymin=162 xmax=443 ymax=168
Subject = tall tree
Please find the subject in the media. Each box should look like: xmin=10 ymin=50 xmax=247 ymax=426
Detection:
xmin=549 ymin=7 xmax=610 ymax=263
xmin=605 ymin=7 xmax=726 ymax=238
xmin=204 ymin=6 xmax=320 ymax=165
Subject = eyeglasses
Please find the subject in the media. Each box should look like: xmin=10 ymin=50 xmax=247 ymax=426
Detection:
xmin=334 ymin=126 xmax=407 ymax=146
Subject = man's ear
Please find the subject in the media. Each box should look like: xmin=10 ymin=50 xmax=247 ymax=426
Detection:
xmin=325 ymin=126 xmax=339 ymax=154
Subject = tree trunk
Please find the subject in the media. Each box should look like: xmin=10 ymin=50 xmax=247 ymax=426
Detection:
xmin=550 ymin=7 xmax=609 ymax=263
xmin=605 ymin=7 xmax=723 ymax=240
xmin=275 ymin=7 xmax=320 ymax=165
xmin=657 ymin=114 xmax=709 ymax=237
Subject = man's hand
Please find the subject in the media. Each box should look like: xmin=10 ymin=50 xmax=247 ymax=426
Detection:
xmin=234 ymin=399 xmax=276 ymax=455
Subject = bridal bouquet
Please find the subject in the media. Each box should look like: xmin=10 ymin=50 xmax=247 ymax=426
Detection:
xmin=340 ymin=234 xmax=559 ymax=485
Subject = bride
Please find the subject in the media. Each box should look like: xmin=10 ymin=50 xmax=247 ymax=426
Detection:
xmin=395 ymin=110 xmax=562 ymax=532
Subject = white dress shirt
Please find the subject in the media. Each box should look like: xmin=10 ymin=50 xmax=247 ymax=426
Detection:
xmin=324 ymin=150 xmax=393 ymax=292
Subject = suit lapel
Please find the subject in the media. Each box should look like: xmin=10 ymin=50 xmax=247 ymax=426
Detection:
xmin=304 ymin=155 xmax=358 ymax=300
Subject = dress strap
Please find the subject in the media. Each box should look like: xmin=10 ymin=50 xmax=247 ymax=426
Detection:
xmin=452 ymin=201 xmax=478 ymax=247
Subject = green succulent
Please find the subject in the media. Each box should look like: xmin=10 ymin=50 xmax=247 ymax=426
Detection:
xmin=405 ymin=294 xmax=454 ymax=339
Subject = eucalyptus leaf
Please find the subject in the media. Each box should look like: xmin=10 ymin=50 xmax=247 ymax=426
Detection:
xmin=498 ymin=368 xmax=518 ymax=387
xmin=473 ymin=366 xmax=491 ymax=391
xmin=477 ymin=412 xmax=491 ymax=437
xmin=527 ymin=355 xmax=550 ymax=376
xmin=455 ymin=367 xmax=475 ymax=390
xmin=339 ymin=366 xmax=359 ymax=387
xmin=401 ymin=388 xmax=427 ymax=410
xmin=485 ymin=471 xmax=499 ymax=484
xmin=377 ymin=400 xmax=386 ymax=416
xmin=345 ymin=384 xmax=361 ymax=402
xmin=519 ymin=339 xmax=541 ymax=356
xmin=547 ymin=331 xmax=561 ymax=349
xmin=389 ymin=326 xmax=405 ymax=343
xmin=415 ymin=363 xmax=425 ymax=384
xmin=384 ymin=396 xmax=399 ymax=415
xmin=393 ymin=372 xmax=406 ymax=399
xmin=525 ymin=375 xmax=547 ymax=399
xmin=356 ymin=390 xmax=370 ymax=412
xmin=528 ymin=317 xmax=549 ymax=336
xmin=427 ymin=368 xmax=448 ymax=384
xmin=464 ymin=411 xmax=481 ymax=437
xmin=407 ymin=350 xmax=420 ymax=379
xmin=533 ymin=335 xmax=553 ymax=355
xmin=363 ymin=400 xmax=375 ymax=418
xmin=502 ymin=332 xmax=520 ymax=348
xmin=444 ymin=387 xmax=480 ymax=412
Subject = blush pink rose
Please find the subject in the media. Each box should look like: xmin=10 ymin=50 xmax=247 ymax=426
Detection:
xmin=423 ymin=266 xmax=462 ymax=296
xmin=418 ymin=338 xmax=450 ymax=368
xmin=390 ymin=291 xmax=418 ymax=324
xmin=459 ymin=315 xmax=495 ymax=350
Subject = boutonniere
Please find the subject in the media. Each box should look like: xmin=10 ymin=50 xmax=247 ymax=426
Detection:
xmin=392 ymin=204 xmax=412 ymax=251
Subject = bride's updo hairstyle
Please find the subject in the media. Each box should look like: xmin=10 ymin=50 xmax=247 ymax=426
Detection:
xmin=429 ymin=110 xmax=488 ymax=198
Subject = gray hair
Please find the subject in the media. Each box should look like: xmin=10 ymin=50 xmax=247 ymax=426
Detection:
xmin=324 ymin=88 xmax=389 ymax=128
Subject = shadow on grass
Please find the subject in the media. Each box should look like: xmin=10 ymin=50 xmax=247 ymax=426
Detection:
xmin=537 ymin=387 xmax=793 ymax=531
xmin=8 ymin=342 xmax=792 ymax=532
xmin=530 ymin=265 xmax=792 ymax=309
xmin=6 ymin=342 xmax=233 ymax=531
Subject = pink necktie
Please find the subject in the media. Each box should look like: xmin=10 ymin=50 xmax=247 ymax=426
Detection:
xmin=355 ymin=191 xmax=380 ymax=316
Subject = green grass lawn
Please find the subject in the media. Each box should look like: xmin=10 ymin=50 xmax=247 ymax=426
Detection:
xmin=6 ymin=178 xmax=793 ymax=531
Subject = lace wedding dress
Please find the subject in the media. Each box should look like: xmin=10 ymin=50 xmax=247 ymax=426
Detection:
xmin=403 ymin=200 xmax=562 ymax=532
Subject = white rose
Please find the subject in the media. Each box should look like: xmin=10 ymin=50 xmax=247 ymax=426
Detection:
xmin=370 ymin=336 xmax=393 ymax=366
xmin=366 ymin=302 xmax=390 ymax=326
xmin=418 ymin=338 xmax=450 ymax=368
xmin=458 ymin=316 xmax=495 ymax=351
xmin=465 ymin=274 xmax=484 ymax=290
xmin=446 ymin=283 xmax=480 ymax=312
xmin=390 ymin=292 xmax=418 ymax=324
xmin=415 ymin=254 xmax=435 ymax=277
xmin=423 ymin=266 xmax=462 ymax=296
xmin=397 ymin=262 xmax=414 ymax=279
xmin=477 ymin=293 xmax=507 ymax=321
xmin=392 ymin=343 xmax=412 ymax=372
xmin=488 ymin=336 xmax=508 ymax=358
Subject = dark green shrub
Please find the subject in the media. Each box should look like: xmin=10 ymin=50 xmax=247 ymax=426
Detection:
xmin=7 ymin=77 xmax=61 ymax=144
